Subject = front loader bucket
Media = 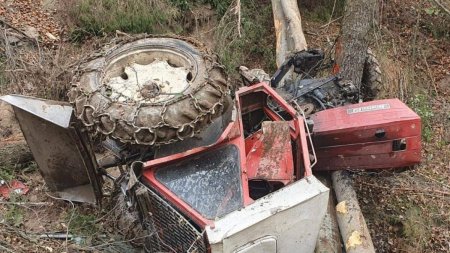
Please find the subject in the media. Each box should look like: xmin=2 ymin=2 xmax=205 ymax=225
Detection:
xmin=1 ymin=95 xmax=102 ymax=204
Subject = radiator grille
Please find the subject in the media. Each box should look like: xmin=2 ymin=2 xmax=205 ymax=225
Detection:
xmin=135 ymin=186 xmax=207 ymax=253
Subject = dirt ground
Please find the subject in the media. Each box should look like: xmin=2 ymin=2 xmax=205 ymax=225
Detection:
xmin=0 ymin=0 xmax=449 ymax=252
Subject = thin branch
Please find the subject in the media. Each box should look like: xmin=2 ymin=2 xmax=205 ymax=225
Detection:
xmin=0 ymin=19 xmax=36 ymax=42
xmin=432 ymin=0 xmax=450 ymax=16
xmin=45 ymin=192 xmax=75 ymax=252
xmin=320 ymin=16 xmax=343 ymax=29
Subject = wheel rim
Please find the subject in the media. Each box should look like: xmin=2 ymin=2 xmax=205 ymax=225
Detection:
xmin=102 ymin=48 xmax=196 ymax=104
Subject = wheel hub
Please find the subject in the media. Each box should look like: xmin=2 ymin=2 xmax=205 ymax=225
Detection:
xmin=105 ymin=60 xmax=191 ymax=103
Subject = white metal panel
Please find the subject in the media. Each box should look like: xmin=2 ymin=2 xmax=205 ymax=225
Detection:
xmin=1 ymin=95 xmax=73 ymax=128
xmin=234 ymin=236 xmax=277 ymax=253
xmin=206 ymin=176 xmax=329 ymax=253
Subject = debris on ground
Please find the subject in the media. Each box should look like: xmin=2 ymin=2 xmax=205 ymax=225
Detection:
xmin=0 ymin=180 xmax=29 ymax=199
xmin=0 ymin=0 xmax=62 ymax=44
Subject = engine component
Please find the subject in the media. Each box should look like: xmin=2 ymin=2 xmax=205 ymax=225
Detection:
xmin=270 ymin=49 xmax=324 ymax=88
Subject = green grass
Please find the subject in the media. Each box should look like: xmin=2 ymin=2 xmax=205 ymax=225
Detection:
xmin=67 ymin=0 xmax=235 ymax=41
xmin=214 ymin=0 xmax=276 ymax=78
xmin=68 ymin=0 xmax=183 ymax=41
xmin=409 ymin=93 xmax=434 ymax=141
xmin=0 ymin=166 xmax=15 ymax=182
xmin=3 ymin=194 xmax=25 ymax=227
xmin=66 ymin=209 xmax=99 ymax=237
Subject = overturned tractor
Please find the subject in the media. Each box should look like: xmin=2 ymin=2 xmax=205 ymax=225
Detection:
xmin=1 ymin=32 xmax=421 ymax=252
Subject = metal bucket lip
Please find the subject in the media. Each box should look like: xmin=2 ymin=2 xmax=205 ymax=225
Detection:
xmin=0 ymin=94 xmax=73 ymax=128
xmin=1 ymin=95 xmax=102 ymax=204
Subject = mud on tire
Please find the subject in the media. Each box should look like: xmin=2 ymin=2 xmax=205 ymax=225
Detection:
xmin=68 ymin=37 xmax=231 ymax=145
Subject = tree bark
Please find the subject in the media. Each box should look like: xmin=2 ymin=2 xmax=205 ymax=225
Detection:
xmin=332 ymin=1 xmax=378 ymax=252
xmin=315 ymin=174 xmax=342 ymax=253
xmin=272 ymin=0 xmax=290 ymax=67
xmin=332 ymin=171 xmax=375 ymax=253
xmin=280 ymin=0 xmax=308 ymax=52
xmin=334 ymin=0 xmax=377 ymax=86
xmin=272 ymin=0 xmax=307 ymax=67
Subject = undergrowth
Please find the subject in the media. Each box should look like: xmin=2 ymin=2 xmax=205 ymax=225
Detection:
xmin=66 ymin=208 xmax=99 ymax=237
xmin=299 ymin=0 xmax=345 ymax=22
xmin=67 ymin=0 xmax=183 ymax=41
xmin=66 ymin=0 xmax=237 ymax=42
xmin=3 ymin=194 xmax=25 ymax=227
xmin=0 ymin=166 xmax=15 ymax=182
xmin=409 ymin=93 xmax=434 ymax=142
xmin=214 ymin=0 xmax=276 ymax=78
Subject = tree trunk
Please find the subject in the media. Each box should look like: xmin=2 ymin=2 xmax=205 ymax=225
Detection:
xmin=272 ymin=0 xmax=307 ymax=67
xmin=332 ymin=1 xmax=378 ymax=252
xmin=334 ymin=0 xmax=377 ymax=86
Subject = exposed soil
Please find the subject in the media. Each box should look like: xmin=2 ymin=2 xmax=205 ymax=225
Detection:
xmin=0 ymin=0 xmax=449 ymax=252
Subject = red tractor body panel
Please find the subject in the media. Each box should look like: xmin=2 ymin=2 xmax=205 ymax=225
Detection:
xmin=311 ymin=99 xmax=421 ymax=170
xmin=141 ymin=83 xmax=311 ymax=228
xmin=245 ymin=122 xmax=295 ymax=185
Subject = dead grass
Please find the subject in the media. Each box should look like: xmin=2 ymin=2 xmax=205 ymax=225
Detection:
xmin=0 ymin=27 xmax=105 ymax=100
xmin=0 ymin=169 xmax=142 ymax=253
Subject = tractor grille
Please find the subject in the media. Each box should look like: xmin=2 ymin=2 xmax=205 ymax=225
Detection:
xmin=135 ymin=186 xmax=207 ymax=253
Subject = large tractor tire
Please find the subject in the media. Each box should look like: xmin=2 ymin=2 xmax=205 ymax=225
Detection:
xmin=68 ymin=37 xmax=230 ymax=145
xmin=361 ymin=48 xmax=382 ymax=100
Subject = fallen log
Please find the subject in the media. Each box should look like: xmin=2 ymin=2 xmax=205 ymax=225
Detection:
xmin=332 ymin=171 xmax=375 ymax=253
xmin=315 ymin=174 xmax=342 ymax=253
